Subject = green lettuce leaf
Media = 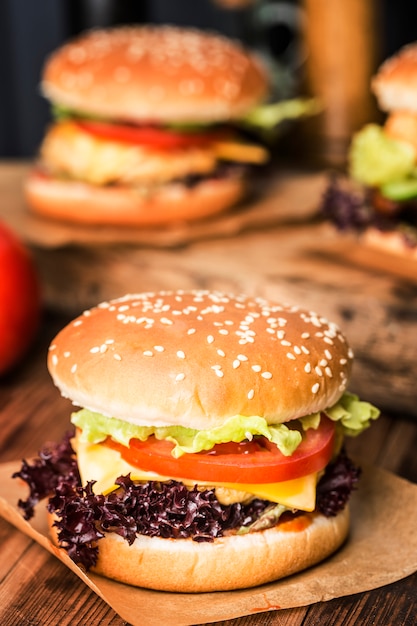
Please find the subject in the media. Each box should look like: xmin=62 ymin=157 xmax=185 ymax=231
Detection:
xmin=71 ymin=391 xmax=380 ymax=459
xmin=349 ymin=123 xmax=416 ymax=187
xmin=325 ymin=391 xmax=380 ymax=437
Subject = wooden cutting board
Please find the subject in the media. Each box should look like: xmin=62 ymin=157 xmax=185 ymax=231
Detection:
xmin=1 ymin=161 xmax=417 ymax=418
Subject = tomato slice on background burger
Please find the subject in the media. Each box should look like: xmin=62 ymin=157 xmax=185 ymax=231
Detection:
xmin=75 ymin=120 xmax=230 ymax=149
xmin=105 ymin=415 xmax=336 ymax=484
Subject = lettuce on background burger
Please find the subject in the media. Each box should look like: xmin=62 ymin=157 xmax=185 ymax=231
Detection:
xmin=322 ymin=42 xmax=417 ymax=258
xmin=25 ymin=25 xmax=316 ymax=227
xmin=14 ymin=290 xmax=379 ymax=592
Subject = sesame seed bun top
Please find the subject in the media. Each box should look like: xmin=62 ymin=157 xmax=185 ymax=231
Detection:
xmin=372 ymin=42 xmax=417 ymax=113
xmin=41 ymin=26 xmax=269 ymax=124
xmin=47 ymin=290 xmax=353 ymax=430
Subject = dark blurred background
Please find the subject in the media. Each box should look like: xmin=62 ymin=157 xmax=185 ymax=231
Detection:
xmin=1 ymin=0 xmax=417 ymax=158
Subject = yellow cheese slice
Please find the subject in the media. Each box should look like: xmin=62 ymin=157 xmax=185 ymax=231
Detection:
xmin=74 ymin=437 xmax=317 ymax=511
xmin=213 ymin=141 xmax=269 ymax=164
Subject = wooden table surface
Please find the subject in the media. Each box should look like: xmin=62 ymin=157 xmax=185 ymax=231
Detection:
xmin=0 ymin=162 xmax=417 ymax=624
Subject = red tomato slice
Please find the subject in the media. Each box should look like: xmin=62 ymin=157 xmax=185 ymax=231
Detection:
xmin=105 ymin=416 xmax=335 ymax=484
xmin=75 ymin=120 xmax=226 ymax=149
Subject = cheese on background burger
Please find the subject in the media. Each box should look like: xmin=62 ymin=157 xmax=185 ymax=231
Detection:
xmin=14 ymin=290 xmax=379 ymax=592
xmin=322 ymin=42 xmax=417 ymax=257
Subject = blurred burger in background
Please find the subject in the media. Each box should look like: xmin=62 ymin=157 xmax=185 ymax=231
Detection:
xmin=25 ymin=25 xmax=318 ymax=228
xmin=25 ymin=25 xmax=269 ymax=227
xmin=322 ymin=42 xmax=417 ymax=259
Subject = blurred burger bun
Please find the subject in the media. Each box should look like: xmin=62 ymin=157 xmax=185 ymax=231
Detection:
xmin=25 ymin=26 xmax=269 ymax=227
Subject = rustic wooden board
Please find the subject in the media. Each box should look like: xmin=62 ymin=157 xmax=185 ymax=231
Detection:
xmin=1 ymin=162 xmax=417 ymax=418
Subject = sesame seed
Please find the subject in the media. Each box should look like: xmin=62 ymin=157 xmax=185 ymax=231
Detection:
xmin=219 ymin=329 xmax=229 ymax=335
xmin=237 ymin=354 xmax=248 ymax=361
xmin=71 ymin=364 xmax=77 ymax=373
xmin=187 ymin=328 xmax=196 ymax=335
xmin=315 ymin=366 xmax=323 ymax=376
xmin=324 ymin=337 xmax=334 ymax=345
xmin=143 ymin=350 xmax=153 ymax=357
xmin=207 ymin=335 xmax=214 ymax=344
xmin=177 ymin=350 xmax=185 ymax=359
xmin=301 ymin=346 xmax=310 ymax=355
xmin=319 ymin=359 xmax=328 ymax=367
xmin=154 ymin=345 xmax=164 ymax=352
xmin=281 ymin=340 xmax=291 ymax=347
xmin=217 ymin=349 xmax=225 ymax=357
xmin=293 ymin=346 xmax=302 ymax=355
xmin=248 ymin=389 xmax=255 ymax=399
xmin=214 ymin=369 xmax=224 ymax=378
xmin=325 ymin=367 xmax=333 ymax=377
xmin=64 ymin=351 xmax=71 ymax=358
xmin=312 ymin=383 xmax=320 ymax=394
xmin=325 ymin=349 xmax=333 ymax=360
xmin=305 ymin=363 xmax=312 ymax=373
xmin=261 ymin=371 xmax=272 ymax=379
xmin=233 ymin=359 xmax=241 ymax=369
xmin=252 ymin=365 xmax=262 ymax=372
xmin=90 ymin=347 xmax=100 ymax=354
xmin=301 ymin=332 xmax=310 ymax=339
xmin=51 ymin=354 xmax=58 ymax=366
xmin=114 ymin=353 xmax=122 ymax=361
xmin=100 ymin=344 xmax=108 ymax=353
xmin=161 ymin=317 xmax=173 ymax=325
xmin=175 ymin=373 xmax=185 ymax=381
xmin=340 ymin=358 xmax=347 ymax=365
xmin=287 ymin=352 xmax=296 ymax=360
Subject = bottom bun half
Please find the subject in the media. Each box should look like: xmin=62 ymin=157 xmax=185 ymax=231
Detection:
xmin=49 ymin=507 xmax=349 ymax=592
xmin=24 ymin=171 xmax=245 ymax=227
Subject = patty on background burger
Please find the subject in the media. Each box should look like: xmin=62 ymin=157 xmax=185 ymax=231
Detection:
xmin=321 ymin=42 xmax=417 ymax=259
xmin=25 ymin=25 xmax=317 ymax=228
xmin=14 ymin=290 xmax=379 ymax=592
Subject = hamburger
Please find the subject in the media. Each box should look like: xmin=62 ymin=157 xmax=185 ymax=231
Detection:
xmin=322 ymin=42 xmax=417 ymax=259
xmin=14 ymin=290 xmax=379 ymax=592
xmin=24 ymin=25 xmax=272 ymax=227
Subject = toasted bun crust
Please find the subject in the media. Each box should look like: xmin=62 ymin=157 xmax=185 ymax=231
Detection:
xmin=41 ymin=26 xmax=268 ymax=123
xmin=372 ymin=43 xmax=417 ymax=113
xmin=49 ymin=507 xmax=349 ymax=592
xmin=24 ymin=170 xmax=245 ymax=226
xmin=48 ymin=291 xmax=353 ymax=429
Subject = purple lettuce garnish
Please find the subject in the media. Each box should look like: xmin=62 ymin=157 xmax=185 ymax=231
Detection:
xmin=320 ymin=175 xmax=371 ymax=231
xmin=12 ymin=432 xmax=80 ymax=520
xmin=316 ymin=449 xmax=361 ymax=516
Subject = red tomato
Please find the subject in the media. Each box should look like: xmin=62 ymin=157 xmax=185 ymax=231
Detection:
xmin=0 ymin=222 xmax=41 ymax=375
xmin=105 ymin=416 xmax=335 ymax=484
xmin=76 ymin=120 xmax=227 ymax=149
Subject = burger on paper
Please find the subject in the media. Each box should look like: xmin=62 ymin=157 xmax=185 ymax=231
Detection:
xmin=14 ymin=290 xmax=379 ymax=592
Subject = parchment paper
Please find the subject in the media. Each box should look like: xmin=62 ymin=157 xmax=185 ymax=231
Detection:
xmin=1 ymin=461 xmax=417 ymax=626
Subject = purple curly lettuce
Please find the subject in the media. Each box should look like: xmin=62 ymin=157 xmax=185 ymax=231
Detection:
xmin=14 ymin=435 xmax=361 ymax=571
xmin=12 ymin=432 xmax=80 ymax=520
xmin=321 ymin=175 xmax=417 ymax=248
xmin=316 ymin=450 xmax=361 ymax=516
xmin=320 ymin=175 xmax=372 ymax=232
